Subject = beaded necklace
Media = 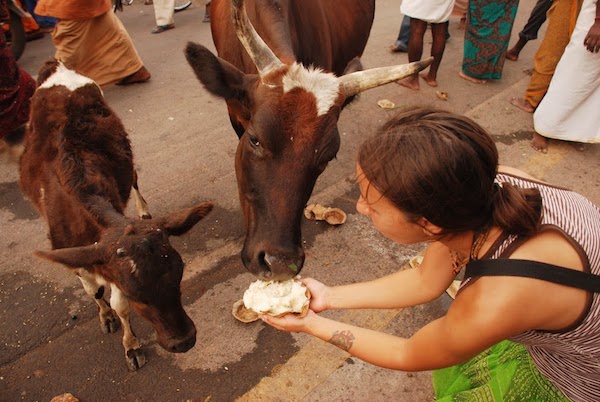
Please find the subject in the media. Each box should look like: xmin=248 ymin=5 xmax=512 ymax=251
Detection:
xmin=450 ymin=227 xmax=491 ymax=275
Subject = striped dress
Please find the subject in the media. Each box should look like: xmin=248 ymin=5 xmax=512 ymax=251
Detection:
xmin=463 ymin=172 xmax=600 ymax=401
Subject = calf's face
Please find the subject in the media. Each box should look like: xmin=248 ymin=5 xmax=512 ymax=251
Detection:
xmin=36 ymin=201 xmax=213 ymax=353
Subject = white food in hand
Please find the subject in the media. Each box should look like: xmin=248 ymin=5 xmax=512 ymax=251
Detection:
xmin=243 ymin=279 xmax=309 ymax=316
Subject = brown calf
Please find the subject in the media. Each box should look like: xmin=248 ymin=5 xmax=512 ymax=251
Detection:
xmin=19 ymin=60 xmax=213 ymax=370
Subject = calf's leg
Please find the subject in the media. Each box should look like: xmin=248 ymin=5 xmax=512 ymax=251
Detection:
xmin=132 ymin=169 xmax=152 ymax=220
xmin=110 ymin=285 xmax=146 ymax=371
xmin=76 ymin=269 xmax=119 ymax=333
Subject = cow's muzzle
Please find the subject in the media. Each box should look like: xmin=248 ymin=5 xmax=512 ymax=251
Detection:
xmin=158 ymin=321 xmax=197 ymax=353
xmin=242 ymin=245 xmax=305 ymax=281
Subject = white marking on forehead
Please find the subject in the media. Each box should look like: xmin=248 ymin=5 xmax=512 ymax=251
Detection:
xmin=39 ymin=62 xmax=100 ymax=93
xmin=282 ymin=63 xmax=340 ymax=116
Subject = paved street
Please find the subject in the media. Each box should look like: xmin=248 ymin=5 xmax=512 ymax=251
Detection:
xmin=1 ymin=0 xmax=598 ymax=401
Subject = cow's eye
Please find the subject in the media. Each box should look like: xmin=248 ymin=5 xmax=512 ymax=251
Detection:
xmin=247 ymin=134 xmax=260 ymax=147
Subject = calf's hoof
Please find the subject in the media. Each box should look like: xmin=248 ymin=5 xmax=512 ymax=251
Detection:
xmin=100 ymin=312 xmax=120 ymax=334
xmin=126 ymin=348 xmax=146 ymax=371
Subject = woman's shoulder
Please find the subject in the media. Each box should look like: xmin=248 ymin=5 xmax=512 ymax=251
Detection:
xmin=497 ymin=165 xmax=547 ymax=182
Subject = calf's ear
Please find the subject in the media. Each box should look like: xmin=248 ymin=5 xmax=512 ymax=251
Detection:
xmin=163 ymin=202 xmax=213 ymax=237
xmin=35 ymin=244 xmax=107 ymax=269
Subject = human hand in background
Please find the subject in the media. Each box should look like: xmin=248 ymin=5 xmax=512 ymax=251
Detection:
xmin=584 ymin=21 xmax=600 ymax=53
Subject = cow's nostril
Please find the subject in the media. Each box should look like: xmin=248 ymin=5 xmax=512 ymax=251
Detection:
xmin=257 ymin=251 xmax=271 ymax=269
xmin=263 ymin=253 xmax=276 ymax=268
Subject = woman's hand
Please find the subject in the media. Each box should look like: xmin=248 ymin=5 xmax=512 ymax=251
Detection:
xmin=584 ymin=22 xmax=600 ymax=53
xmin=300 ymin=277 xmax=330 ymax=313
xmin=260 ymin=309 xmax=317 ymax=333
xmin=261 ymin=277 xmax=328 ymax=333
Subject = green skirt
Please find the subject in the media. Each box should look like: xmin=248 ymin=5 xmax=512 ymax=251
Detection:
xmin=462 ymin=0 xmax=519 ymax=80
xmin=433 ymin=341 xmax=569 ymax=402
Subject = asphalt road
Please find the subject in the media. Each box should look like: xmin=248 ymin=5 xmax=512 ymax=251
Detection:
xmin=1 ymin=0 xmax=599 ymax=401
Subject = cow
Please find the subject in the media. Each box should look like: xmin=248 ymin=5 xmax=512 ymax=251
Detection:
xmin=19 ymin=60 xmax=213 ymax=371
xmin=185 ymin=0 xmax=431 ymax=281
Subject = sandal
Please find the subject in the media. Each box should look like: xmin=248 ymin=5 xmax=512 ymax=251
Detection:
xmin=151 ymin=24 xmax=175 ymax=34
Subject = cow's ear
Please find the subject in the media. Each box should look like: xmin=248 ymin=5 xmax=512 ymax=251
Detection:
xmin=185 ymin=42 xmax=248 ymax=101
xmin=342 ymin=57 xmax=364 ymax=76
xmin=35 ymin=244 xmax=107 ymax=270
xmin=340 ymin=57 xmax=364 ymax=109
xmin=162 ymin=202 xmax=213 ymax=237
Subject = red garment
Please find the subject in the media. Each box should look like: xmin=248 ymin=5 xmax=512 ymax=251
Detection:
xmin=0 ymin=30 xmax=36 ymax=138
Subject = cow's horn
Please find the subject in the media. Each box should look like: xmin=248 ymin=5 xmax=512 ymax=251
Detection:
xmin=339 ymin=57 xmax=434 ymax=98
xmin=231 ymin=0 xmax=285 ymax=78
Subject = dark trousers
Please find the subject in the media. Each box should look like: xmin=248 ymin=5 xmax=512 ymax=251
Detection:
xmin=519 ymin=0 xmax=553 ymax=41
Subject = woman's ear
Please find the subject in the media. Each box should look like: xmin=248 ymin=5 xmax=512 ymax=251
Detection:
xmin=417 ymin=218 xmax=443 ymax=237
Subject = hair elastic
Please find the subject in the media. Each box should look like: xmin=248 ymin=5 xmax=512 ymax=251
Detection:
xmin=494 ymin=178 xmax=504 ymax=189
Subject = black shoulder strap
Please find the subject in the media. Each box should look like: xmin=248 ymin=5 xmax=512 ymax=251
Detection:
xmin=465 ymin=259 xmax=600 ymax=293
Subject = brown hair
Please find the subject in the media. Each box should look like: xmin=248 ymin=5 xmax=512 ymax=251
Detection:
xmin=357 ymin=107 xmax=542 ymax=236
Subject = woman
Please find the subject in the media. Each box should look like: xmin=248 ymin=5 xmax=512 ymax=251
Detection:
xmin=460 ymin=0 xmax=519 ymax=83
xmin=262 ymin=107 xmax=600 ymax=401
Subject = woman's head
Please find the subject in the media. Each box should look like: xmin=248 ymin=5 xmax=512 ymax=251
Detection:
xmin=357 ymin=107 xmax=541 ymax=236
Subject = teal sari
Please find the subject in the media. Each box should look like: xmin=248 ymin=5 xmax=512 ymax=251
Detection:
xmin=433 ymin=341 xmax=568 ymax=402
xmin=462 ymin=0 xmax=519 ymax=80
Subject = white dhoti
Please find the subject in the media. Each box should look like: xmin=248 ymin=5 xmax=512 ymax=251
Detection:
xmin=401 ymin=0 xmax=456 ymax=23
xmin=533 ymin=0 xmax=600 ymax=143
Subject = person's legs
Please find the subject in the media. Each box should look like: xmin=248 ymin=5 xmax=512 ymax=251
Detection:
xmin=203 ymin=1 xmax=211 ymax=22
xmin=420 ymin=22 xmax=447 ymax=87
xmin=530 ymin=132 xmax=549 ymax=153
xmin=507 ymin=0 xmax=553 ymax=60
xmin=397 ymin=18 xmax=426 ymax=90
xmin=519 ymin=0 xmax=553 ymax=41
xmin=152 ymin=0 xmax=175 ymax=32
xmin=391 ymin=15 xmax=411 ymax=52
xmin=506 ymin=37 xmax=528 ymax=61
xmin=510 ymin=0 xmax=578 ymax=111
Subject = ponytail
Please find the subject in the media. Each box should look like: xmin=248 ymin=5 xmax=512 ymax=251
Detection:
xmin=492 ymin=182 xmax=542 ymax=236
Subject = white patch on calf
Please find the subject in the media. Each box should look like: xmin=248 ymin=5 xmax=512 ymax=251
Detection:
xmin=39 ymin=62 xmax=100 ymax=93
xmin=129 ymin=258 xmax=137 ymax=274
xmin=282 ymin=63 xmax=339 ymax=116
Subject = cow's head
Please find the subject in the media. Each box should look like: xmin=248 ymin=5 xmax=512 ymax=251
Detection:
xmin=35 ymin=198 xmax=213 ymax=353
xmin=185 ymin=0 xmax=431 ymax=281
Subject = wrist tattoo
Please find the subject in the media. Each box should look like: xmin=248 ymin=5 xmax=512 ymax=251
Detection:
xmin=328 ymin=330 xmax=355 ymax=351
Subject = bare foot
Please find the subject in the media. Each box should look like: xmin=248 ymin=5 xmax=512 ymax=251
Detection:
xmin=509 ymin=96 xmax=534 ymax=113
xmin=459 ymin=71 xmax=487 ymax=84
xmin=530 ymin=132 xmax=548 ymax=153
xmin=419 ymin=72 xmax=438 ymax=87
xmin=396 ymin=75 xmax=420 ymax=90
xmin=506 ymin=49 xmax=519 ymax=61
xmin=116 ymin=66 xmax=151 ymax=85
